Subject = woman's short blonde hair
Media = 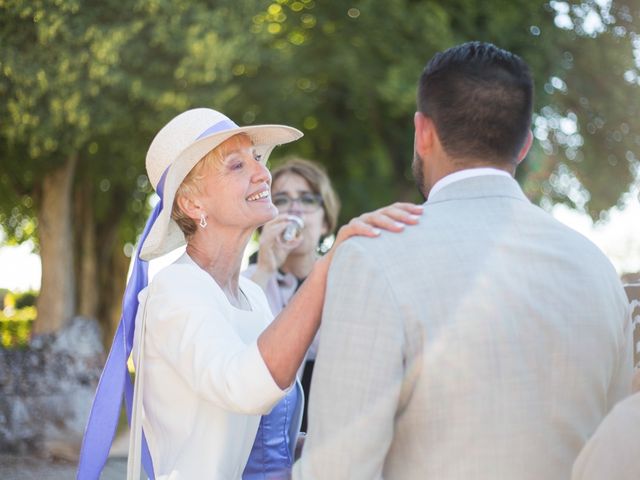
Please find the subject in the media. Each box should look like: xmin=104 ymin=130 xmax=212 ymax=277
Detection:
xmin=171 ymin=134 xmax=247 ymax=238
xmin=271 ymin=157 xmax=340 ymax=234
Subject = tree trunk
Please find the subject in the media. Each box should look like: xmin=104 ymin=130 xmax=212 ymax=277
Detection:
xmin=33 ymin=154 xmax=78 ymax=335
xmin=95 ymin=188 xmax=130 ymax=348
xmin=101 ymin=246 xmax=129 ymax=347
xmin=75 ymin=183 xmax=98 ymax=319
xmin=95 ymin=230 xmax=129 ymax=349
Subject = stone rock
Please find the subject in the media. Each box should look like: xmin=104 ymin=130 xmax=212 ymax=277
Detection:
xmin=0 ymin=316 xmax=105 ymax=460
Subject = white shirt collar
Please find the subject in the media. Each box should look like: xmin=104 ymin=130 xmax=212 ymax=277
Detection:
xmin=428 ymin=167 xmax=514 ymax=200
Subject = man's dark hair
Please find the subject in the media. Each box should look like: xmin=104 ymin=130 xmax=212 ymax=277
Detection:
xmin=418 ymin=41 xmax=533 ymax=164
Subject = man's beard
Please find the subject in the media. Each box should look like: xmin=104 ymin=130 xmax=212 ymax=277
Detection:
xmin=412 ymin=149 xmax=428 ymax=201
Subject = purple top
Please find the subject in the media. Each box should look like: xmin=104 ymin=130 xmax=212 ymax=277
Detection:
xmin=242 ymin=383 xmax=301 ymax=479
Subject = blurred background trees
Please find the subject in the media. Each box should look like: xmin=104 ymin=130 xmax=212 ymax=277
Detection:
xmin=1 ymin=0 xmax=638 ymax=341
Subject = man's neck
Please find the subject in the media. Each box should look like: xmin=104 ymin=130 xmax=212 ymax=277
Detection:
xmin=428 ymin=165 xmax=515 ymax=200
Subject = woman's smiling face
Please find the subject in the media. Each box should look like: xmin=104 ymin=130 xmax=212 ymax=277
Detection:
xmin=194 ymin=134 xmax=278 ymax=233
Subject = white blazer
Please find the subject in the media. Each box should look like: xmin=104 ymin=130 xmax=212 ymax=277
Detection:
xmin=132 ymin=253 xmax=290 ymax=479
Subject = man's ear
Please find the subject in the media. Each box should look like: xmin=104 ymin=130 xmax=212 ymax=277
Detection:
xmin=414 ymin=111 xmax=437 ymax=157
xmin=516 ymin=130 xmax=534 ymax=165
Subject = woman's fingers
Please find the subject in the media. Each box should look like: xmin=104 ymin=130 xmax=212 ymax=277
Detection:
xmin=257 ymin=214 xmax=302 ymax=272
xmin=357 ymin=212 xmax=405 ymax=233
xmin=261 ymin=215 xmax=298 ymax=242
xmin=392 ymin=202 xmax=424 ymax=214
xmin=261 ymin=214 xmax=305 ymax=252
xmin=376 ymin=203 xmax=423 ymax=225
xmin=357 ymin=203 xmax=423 ymax=232
xmin=332 ymin=220 xmax=379 ymax=248
xmin=348 ymin=218 xmax=383 ymax=237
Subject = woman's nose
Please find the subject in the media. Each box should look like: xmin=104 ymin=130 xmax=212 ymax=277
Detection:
xmin=285 ymin=200 xmax=304 ymax=215
xmin=252 ymin=158 xmax=271 ymax=184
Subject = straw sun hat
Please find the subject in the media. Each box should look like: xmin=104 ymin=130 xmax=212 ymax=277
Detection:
xmin=139 ymin=108 xmax=303 ymax=261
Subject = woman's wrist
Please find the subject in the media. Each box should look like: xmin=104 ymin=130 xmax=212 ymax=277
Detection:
xmin=306 ymin=254 xmax=330 ymax=287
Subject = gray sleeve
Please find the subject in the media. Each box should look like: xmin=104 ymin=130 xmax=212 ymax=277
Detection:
xmin=293 ymin=239 xmax=405 ymax=480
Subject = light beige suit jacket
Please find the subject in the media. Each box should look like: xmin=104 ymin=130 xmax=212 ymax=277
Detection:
xmin=293 ymin=175 xmax=632 ymax=480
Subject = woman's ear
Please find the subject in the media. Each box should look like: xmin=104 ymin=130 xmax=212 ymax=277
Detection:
xmin=176 ymin=193 xmax=202 ymax=221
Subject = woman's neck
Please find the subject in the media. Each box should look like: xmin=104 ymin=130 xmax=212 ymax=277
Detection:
xmin=186 ymin=228 xmax=252 ymax=307
xmin=281 ymin=250 xmax=319 ymax=280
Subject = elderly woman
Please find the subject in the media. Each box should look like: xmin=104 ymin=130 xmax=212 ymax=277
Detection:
xmin=78 ymin=108 xmax=422 ymax=480
xmin=244 ymin=158 xmax=340 ymax=433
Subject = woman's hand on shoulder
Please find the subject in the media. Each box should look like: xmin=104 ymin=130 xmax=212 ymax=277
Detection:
xmin=341 ymin=202 xmax=423 ymax=238
xmin=328 ymin=202 xmax=423 ymax=258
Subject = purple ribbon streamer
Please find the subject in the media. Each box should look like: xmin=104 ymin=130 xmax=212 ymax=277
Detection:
xmin=77 ymin=118 xmax=240 ymax=479
xmin=195 ymin=118 xmax=238 ymax=140
xmin=76 ymin=169 xmax=169 ymax=479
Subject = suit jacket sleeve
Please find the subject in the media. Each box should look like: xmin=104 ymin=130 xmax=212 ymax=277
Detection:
xmin=293 ymin=239 xmax=406 ymax=480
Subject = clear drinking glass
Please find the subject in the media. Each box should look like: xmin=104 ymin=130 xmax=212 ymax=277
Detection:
xmin=281 ymin=215 xmax=304 ymax=244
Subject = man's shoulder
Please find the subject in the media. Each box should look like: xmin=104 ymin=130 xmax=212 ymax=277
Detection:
xmin=534 ymin=208 xmax=613 ymax=262
xmin=332 ymin=207 xmax=457 ymax=258
xmin=334 ymin=229 xmax=411 ymax=261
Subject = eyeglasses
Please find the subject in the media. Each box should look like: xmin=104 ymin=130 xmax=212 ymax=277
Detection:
xmin=272 ymin=192 xmax=323 ymax=212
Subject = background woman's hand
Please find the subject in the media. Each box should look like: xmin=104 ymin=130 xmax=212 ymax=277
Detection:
xmin=250 ymin=214 xmax=303 ymax=289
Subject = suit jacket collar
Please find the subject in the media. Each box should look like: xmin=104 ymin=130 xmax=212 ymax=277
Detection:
xmin=426 ymin=174 xmax=530 ymax=205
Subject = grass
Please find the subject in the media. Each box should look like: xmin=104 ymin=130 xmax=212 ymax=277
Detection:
xmin=0 ymin=306 xmax=36 ymax=348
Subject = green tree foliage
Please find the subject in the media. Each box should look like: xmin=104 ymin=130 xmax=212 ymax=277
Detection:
xmin=0 ymin=0 xmax=638 ymax=335
xmin=242 ymin=0 xmax=640 ymax=220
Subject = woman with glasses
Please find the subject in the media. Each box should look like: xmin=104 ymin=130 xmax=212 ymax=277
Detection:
xmin=247 ymin=158 xmax=338 ymax=309
xmin=244 ymin=158 xmax=338 ymax=432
